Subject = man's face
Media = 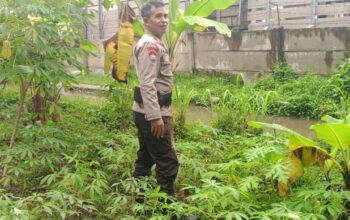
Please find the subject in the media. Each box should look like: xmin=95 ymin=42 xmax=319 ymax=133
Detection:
xmin=145 ymin=6 xmax=168 ymax=38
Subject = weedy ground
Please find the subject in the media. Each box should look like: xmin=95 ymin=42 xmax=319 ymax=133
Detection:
xmin=0 ymin=61 xmax=349 ymax=219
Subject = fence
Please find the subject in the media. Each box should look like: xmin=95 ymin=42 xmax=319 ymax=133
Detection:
xmin=247 ymin=0 xmax=350 ymax=30
xmin=85 ymin=0 xmax=350 ymax=41
xmin=85 ymin=0 xmax=120 ymax=41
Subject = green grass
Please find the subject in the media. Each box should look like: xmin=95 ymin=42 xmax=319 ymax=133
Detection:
xmin=74 ymin=67 xmax=139 ymax=86
xmin=74 ymin=72 xmax=113 ymax=86
xmin=174 ymin=72 xmax=241 ymax=106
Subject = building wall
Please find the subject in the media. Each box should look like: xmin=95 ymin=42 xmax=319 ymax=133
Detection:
xmin=174 ymin=27 xmax=350 ymax=81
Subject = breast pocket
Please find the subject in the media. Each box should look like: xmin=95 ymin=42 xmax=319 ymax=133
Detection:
xmin=160 ymin=54 xmax=173 ymax=77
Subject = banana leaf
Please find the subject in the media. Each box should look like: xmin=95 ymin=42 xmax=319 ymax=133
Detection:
xmin=311 ymin=123 xmax=350 ymax=150
xmin=104 ymin=41 xmax=117 ymax=74
xmin=182 ymin=16 xmax=232 ymax=37
xmin=321 ymin=113 xmax=350 ymax=124
xmin=167 ymin=0 xmax=234 ymax=60
xmin=117 ymin=22 xmax=134 ymax=83
xmin=247 ymin=121 xmax=317 ymax=151
xmin=184 ymin=0 xmax=237 ymax=17
xmin=103 ymin=4 xmax=136 ymax=82
xmin=319 ymin=114 xmax=350 ymax=175
xmin=132 ymin=18 xmax=144 ymax=36
xmin=248 ymin=120 xmax=335 ymax=196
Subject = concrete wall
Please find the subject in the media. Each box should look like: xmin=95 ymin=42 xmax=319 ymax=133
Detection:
xmin=86 ymin=27 xmax=350 ymax=79
xmin=174 ymin=27 xmax=349 ymax=81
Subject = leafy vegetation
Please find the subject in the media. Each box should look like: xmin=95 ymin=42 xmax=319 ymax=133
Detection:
xmin=2 ymin=84 xmax=350 ymax=219
xmin=173 ymin=63 xmax=347 ymax=121
xmin=330 ymin=58 xmax=350 ymax=102
xmin=0 ymin=0 xmax=96 ymax=151
xmin=76 ymin=61 xmax=348 ymax=134
xmin=1 ymin=59 xmax=350 ymax=219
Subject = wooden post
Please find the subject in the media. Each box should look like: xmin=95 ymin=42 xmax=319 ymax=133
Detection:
xmin=238 ymin=0 xmax=242 ymax=28
xmin=266 ymin=0 xmax=271 ymax=29
xmin=98 ymin=0 xmax=104 ymax=39
xmin=311 ymin=0 xmax=318 ymax=27
xmin=217 ymin=10 xmax=221 ymax=22
xmin=184 ymin=0 xmax=189 ymax=8
xmin=276 ymin=3 xmax=280 ymax=26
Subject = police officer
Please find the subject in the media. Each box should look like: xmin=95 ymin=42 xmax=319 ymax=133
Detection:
xmin=132 ymin=1 xmax=179 ymax=197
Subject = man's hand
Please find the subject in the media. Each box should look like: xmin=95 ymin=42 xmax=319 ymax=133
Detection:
xmin=151 ymin=118 xmax=164 ymax=138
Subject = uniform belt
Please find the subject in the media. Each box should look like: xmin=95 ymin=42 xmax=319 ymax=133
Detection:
xmin=134 ymin=86 xmax=172 ymax=107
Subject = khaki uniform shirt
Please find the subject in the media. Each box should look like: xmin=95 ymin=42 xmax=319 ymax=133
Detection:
xmin=132 ymin=31 xmax=173 ymax=121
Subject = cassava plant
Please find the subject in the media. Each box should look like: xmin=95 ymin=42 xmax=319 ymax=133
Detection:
xmin=0 ymin=0 xmax=96 ymax=157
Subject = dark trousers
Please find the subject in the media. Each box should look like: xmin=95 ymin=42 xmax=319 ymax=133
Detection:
xmin=133 ymin=111 xmax=179 ymax=196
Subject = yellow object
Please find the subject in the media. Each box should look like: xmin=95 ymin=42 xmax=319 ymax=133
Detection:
xmin=103 ymin=4 xmax=138 ymax=83
xmin=278 ymin=153 xmax=304 ymax=196
xmin=117 ymin=22 xmax=134 ymax=82
xmin=277 ymin=182 xmax=289 ymax=197
xmin=2 ymin=40 xmax=11 ymax=60
xmin=104 ymin=41 xmax=117 ymax=74
xmin=111 ymin=47 xmax=119 ymax=80
xmin=277 ymin=146 xmax=330 ymax=196
xmin=287 ymin=153 xmax=304 ymax=182
xmin=300 ymin=147 xmax=317 ymax=166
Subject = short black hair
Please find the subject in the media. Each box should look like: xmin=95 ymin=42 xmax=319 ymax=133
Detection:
xmin=141 ymin=1 xmax=165 ymax=20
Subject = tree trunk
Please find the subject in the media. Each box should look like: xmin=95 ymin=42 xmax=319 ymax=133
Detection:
xmin=3 ymin=81 xmax=30 ymax=176
xmin=32 ymin=88 xmax=46 ymax=123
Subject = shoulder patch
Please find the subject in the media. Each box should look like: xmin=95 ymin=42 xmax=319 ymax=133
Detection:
xmin=146 ymin=44 xmax=159 ymax=62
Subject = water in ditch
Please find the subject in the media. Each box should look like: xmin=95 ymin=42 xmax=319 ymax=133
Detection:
xmin=63 ymin=90 xmax=318 ymax=138
xmin=185 ymin=104 xmax=318 ymax=138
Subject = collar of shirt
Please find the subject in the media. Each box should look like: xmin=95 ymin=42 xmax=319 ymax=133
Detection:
xmin=145 ymin=30 xmax=164 ymax=47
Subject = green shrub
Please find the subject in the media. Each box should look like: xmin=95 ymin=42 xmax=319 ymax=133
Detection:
xmin=331 ymin=58 xmax=350 ymax=100
xmin=271 ymin=63 xmax=297 ymax=83
xmin=88 ymin=87 xmax=133 ymax=131
xmin=212 ymin=109 xmax=247 ymax=134
xmin=253 ymin=75 xmax=278 ymax=91
xmin=257 ymin=73 xmax=337 ymax=119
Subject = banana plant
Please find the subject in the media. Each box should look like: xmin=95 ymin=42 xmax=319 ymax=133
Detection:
xmin=103 ymin=0 xmax=235 ymax=82
xmin=311 ymin=113 xmax=350 ymax=189
xmin=165 ymin=0 xmax=235 ymax=60
xmin=104 ymin=4 xmax=138 ymax=82
xmin=247 ymin=115 xmax=350 ymax=196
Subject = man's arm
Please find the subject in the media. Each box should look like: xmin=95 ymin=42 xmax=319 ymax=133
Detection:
xmin=137 ymin=42 xmax=164 ymax=138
